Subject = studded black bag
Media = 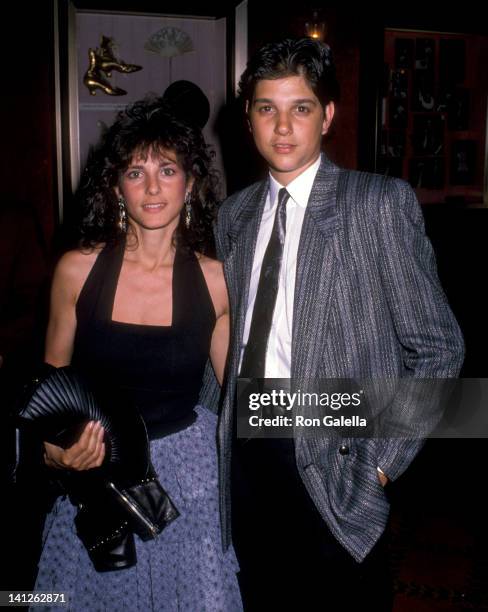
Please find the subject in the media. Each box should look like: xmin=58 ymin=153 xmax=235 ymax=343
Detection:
xmin=16 ymin=363 xmax=179 ymax=572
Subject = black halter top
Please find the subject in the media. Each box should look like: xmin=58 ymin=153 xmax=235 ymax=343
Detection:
xmin=72 ymin=240 xmax=216 ymax=439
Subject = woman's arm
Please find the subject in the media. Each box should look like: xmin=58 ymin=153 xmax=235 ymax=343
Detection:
xmin=43 ymin=251 xmax=106 ymax=470
xmin=44 ymin=251 xmax=80 ymax=367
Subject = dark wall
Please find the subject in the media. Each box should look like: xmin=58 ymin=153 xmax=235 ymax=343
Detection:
xmin=1 ymin=5 xmax=57 ymax=246
xmin=0 ymin=6 xmax=56 ymax=372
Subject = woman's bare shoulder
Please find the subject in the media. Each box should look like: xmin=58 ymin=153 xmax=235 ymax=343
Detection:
xmin=54 ymin=246 xmax=104 ymax=295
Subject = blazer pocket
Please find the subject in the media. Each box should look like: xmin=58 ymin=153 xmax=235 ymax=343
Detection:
xmin=303 ymin=445 xmax=390 ymax=561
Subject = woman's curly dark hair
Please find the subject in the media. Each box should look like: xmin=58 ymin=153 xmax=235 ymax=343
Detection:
xmin=75 ymin=95 xmax=219 ymax=255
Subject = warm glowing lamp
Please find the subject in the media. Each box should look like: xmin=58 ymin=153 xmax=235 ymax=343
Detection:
xmin=305 ymin=10 xmax=327 ymax=42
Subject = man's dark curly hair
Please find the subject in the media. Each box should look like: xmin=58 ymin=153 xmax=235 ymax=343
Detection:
xmin=75 ymin=95 xmax=219 ymax=254
xmin=238 ymin=37 xmax=340 ymax=108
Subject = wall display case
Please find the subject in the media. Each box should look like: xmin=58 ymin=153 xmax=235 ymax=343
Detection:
xmin=376 ymin=29 xmax=488 ymax=206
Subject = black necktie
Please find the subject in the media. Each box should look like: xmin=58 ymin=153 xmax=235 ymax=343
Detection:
xmin=240 ymin=187 xmax=289 ymax=379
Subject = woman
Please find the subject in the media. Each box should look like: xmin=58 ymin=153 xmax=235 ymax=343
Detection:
xmin=34 ymin=97 xmax=242 ymax=611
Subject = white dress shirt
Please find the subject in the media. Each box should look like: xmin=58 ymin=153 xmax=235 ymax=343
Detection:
xmin=239 ymin=156 xmax=321 ymax=378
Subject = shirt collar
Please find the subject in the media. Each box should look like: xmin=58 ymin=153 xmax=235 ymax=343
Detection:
xmin=267 ymin=154 xmax=322 ymax=211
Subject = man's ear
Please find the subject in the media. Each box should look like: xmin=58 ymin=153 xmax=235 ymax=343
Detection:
xmin=245 ymin=100 xmax=252 ymax=133
xmin=321 ymin=101 xmax=335 ymax=135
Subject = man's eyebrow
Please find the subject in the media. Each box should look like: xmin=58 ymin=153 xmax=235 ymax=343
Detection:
xmin=252 ymin=97 xmax=318 ymax=105
xmin=293 ymin=98 xmax=318 ymax=105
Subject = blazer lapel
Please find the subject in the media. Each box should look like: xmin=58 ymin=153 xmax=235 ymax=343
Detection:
xmin=224 ymin=179 xmax=269 ymax=377
xmin=291 ymin=156 xmax=342 ymax=383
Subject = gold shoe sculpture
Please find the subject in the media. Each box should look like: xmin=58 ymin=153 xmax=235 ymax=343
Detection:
xmin=83 ymin=36 xmax=142 ymax=96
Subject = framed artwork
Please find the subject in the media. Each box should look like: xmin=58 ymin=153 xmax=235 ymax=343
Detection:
xmin=375 ymin=29 xmax=488 ymax=206
xmin=55 ymin=1 xmax=248 ymax=219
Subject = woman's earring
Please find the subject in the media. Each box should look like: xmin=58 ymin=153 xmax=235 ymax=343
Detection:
xmin=184 ymin=192 xmax=192 ymax=229
xmin=118 ymin=195 xmax=127 ymax=232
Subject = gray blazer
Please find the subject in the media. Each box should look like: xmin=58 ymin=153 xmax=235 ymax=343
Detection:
xmin=201 ymin=154 xmax=464 ymax=562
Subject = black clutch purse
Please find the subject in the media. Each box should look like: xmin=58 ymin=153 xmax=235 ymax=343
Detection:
xmin=16 ymin=363 xmax=179 ymax=572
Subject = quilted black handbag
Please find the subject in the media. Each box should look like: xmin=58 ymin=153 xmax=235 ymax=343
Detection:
xmin=16 ymin=363 xmax=179 ymax=572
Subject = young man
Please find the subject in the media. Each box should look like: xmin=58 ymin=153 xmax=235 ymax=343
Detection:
xmin=212 ymin=38 xmax=464 ymax=610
